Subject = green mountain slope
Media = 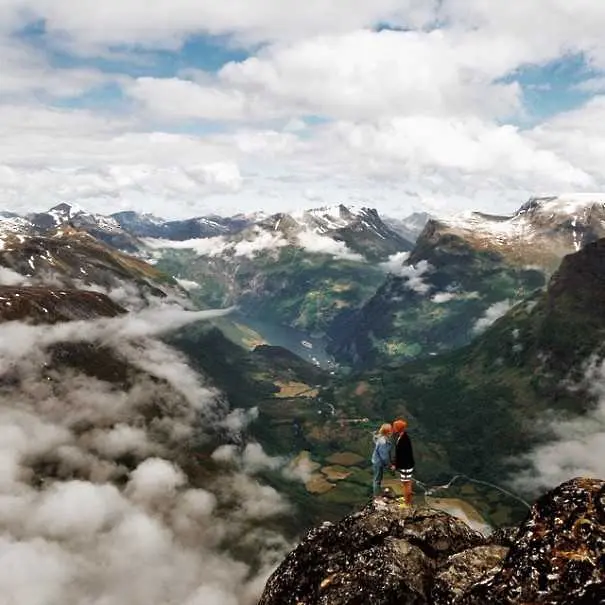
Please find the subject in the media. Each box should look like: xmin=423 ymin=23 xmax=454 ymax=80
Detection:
xmin=157 ymin=247 xmax=385 ymax=336
xmin=329 ymin=220 xmax=546 ymax=369
xmin=333 ymin=239 xmax=605 ymax=497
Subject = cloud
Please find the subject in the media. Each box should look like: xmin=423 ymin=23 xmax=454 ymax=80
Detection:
xmin=146 ymin=227 xmax=364 ymax=261
xmin=0 ymin=0 xmax=439 ymax=49
xmin=296 ymin=230 xmax=364 ymax=261
xmin=512 ymin=359 xmax=605 ymax=494
xmin=2 ymin=2 xmax=605 ymax=226
xmin=379 ymin=251 xmax=410 ymax=274
xmin=0 ymin=305 xmax=234 ymax=371
xmin=212 ymin=442 xmax=284 ymax=474
xmin=145 ymin=229 xmax=288 ymax=258
xmin=145 ymin=235 xmax=229 ymax=256
xmin=231 ymin=230 xmax=288 ymax=257
xmin=390 ymin=259 xmax=433 ymax=294
xmin=176 ymin=278 xmax=202 ymax=291
xmin=0 ymin=305 xmax=293 ymax=604
xmin=473 ymin=300 xmax=513 ymax=333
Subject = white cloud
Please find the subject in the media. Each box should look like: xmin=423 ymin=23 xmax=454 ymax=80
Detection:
xmin=232 ymin=229 xmax=288 ymax=257
xmin=0 ymin=305 xmax=292 ymax=605
xmin=379 ymin=251 xmax=410 ymax=274
xmin=0 ymin=305 xmax=234 ymax=371
xmin=176 ymin=278 xmax=201 ymax=291
xmin=147 ymin=227 xmax=364 ymax=261
xmin=0 ymin=1 xmax=605 ymax=225
xmin=145 ymin=235 xmax=229 ymax=256
xmin=512 ymin=359 xmax=605 ymax=494
xmin=473 ymin=300 xmax=513 ymax=333
xmin=296 ymin=230 xmax=364 ymax=261
xmin=0 ymin=266 xmax=29 ymax=286
xmin=0 ymin=0 xmax=439 ymax=48
xmin=395 ymin=259 xmax=433 ymax=294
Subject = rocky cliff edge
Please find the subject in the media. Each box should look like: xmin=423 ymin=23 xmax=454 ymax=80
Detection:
xmin=259 ymin=478 xmax=605 ymax=605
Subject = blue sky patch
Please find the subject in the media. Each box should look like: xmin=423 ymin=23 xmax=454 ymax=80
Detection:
xmin=17 ymin=22 xmax=251 ymax=78
xmin=501 ymin=53 xmax=599 ymax=126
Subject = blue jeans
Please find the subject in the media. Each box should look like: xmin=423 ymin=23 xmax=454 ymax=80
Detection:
xmin=373 ymin=462 xmax=385 ymax=496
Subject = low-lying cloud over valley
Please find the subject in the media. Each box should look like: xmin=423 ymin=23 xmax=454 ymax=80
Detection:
xmin=0 ymin=305 xmax=293 ymax=604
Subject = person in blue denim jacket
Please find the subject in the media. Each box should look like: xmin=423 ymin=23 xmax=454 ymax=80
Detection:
xmin=371 ymin=423 xmax=393 ymax=499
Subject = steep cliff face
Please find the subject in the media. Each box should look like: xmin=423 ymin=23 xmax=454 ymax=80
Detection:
xmin=259 ymin=478 xmax=605 ymax=605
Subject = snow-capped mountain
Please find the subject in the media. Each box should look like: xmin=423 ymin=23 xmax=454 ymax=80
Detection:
xmin=255 ymin=204 xmax=414 ymax=261
xmin=25 ymin=203 xmax=142 ymax=253
xmin=111 ymin=211 xmax=252 ymax=241
xmin=0 ymin=213 xmax=35 ymax=241
xmin=0 ymin=204 xmax=186 ymax=311
xmin=428 ymin=193 xmax=605 ymax=270
xmin=327 ymin=194 xmax=605 ymax=369
xmin=383 ymin=211 xmax=431 ymax=243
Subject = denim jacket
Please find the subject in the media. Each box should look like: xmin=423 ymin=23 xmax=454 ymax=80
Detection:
xmin=371 ymin=434 xmax=392 ymax=467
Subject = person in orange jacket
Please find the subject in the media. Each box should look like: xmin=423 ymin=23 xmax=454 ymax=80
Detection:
xmin=392 ymin=418 xmax=415 ymax=505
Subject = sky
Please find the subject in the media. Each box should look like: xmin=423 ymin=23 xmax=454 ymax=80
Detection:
xmin=2 ymin=1 xmax=605 ymax=219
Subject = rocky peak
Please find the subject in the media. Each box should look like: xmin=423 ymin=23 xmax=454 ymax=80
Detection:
xmin=259 ymin=477 xmax=605 ymax=605
xmin=384 ymin=211 xmax=432 ymax=244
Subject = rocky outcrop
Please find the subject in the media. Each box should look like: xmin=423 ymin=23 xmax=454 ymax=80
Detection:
xmin=259 ymin=478 xmax=605 ymax=605
xmin=460 ymin=477 xmax=605 ymax=605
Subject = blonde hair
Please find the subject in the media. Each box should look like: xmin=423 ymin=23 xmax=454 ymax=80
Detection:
xmin=379 ymin=423 xmax=393 ymax=436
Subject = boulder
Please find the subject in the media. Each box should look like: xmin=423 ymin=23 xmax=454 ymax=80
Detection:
xmin=258 ymin=504 xmax=484 ymax=605
xmin=259 ymin=478 xmax=605 ymax=605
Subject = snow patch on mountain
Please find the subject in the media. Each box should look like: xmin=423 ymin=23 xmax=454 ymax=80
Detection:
xmin=0 ymin=215 xmax=31 ymax=238
xmin=523 ymin=193 xmax=605 ymax=216
xmin=441 ymin=193 xmax=605 ymax=249
xmin=292 ymin=204 xmax=366 ymax=232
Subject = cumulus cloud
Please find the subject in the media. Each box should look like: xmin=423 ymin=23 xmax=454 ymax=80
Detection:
xmin=512 ymin=359 xmax=605 ymax=494
xmin=389 ymin=259 xmax=432 ymax=294
xmin=0 ymin=305 xmax=234 ymax=371
xmin=379 ymin=251 xmax=410 ymax=274
xmin=296 ymin=230 xmax=364 ymax=261
xmin=146 ymin=227 xmax=365 ymax=261
xmin=212 ymin=442 xmax=284 ymax=474
xmin=472 ymin=300 xmax=513 ymax=333
xmin=2 ymin=3 xmax=605 ymax=221
xmin=0 ymin=304 xmax=293 ymax=604
xmin=144 ymin=229 xmax=288 ymax=259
